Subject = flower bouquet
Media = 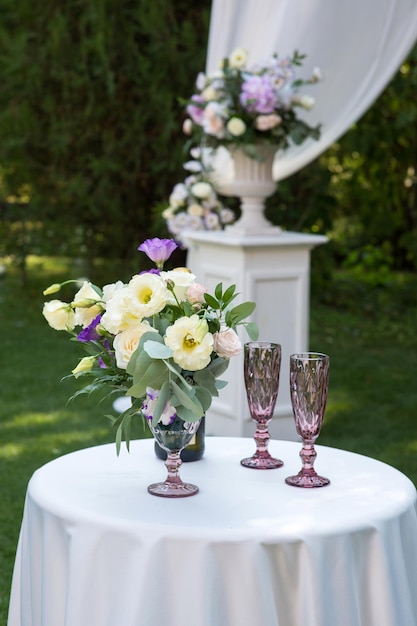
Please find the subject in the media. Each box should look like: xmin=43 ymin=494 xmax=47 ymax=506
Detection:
xmin=162 ymin=147 xmax=236 ymax=247
xmin=183 ymin=47 xmax=322 ymax=159
xmin=42 ymin=238 xmax=258 ymax=456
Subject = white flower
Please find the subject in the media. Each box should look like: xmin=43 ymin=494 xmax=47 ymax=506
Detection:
xmin=204 ymin=212 xmax=220 ymax=230
xmin=191 ymin=181 xmax=212 ymax=199
xmin=169 ymin=183 xmax=189 ymax=207
xmin=183 ymin=160 xmax=202 ymax=173
xmin=312 ymin=66 xmax=323 ymax=82
xmin=43 ymin=300 xmax=75 ymax=331
xmin=113 ymin=322 xmax=157 ymax=369
xmin=202 ymin=85 xmax=217 ymax=101
xmin=226 ymin=117 xmax=247 ymax=137
xmin=72 ymin=281 xmax=103 ymax=327
xmin=182 ymin=118 xmax=193 ymax=135
xmin=220 ymin=208 xmax=235 ymax=224
xmin=164 ymin=315 xmax=213 ymax=371
xmin=143 ymin=387 xmax=176 ymax=426
xmin=102 ymin=280 xmax=125 ymax=304
xmin=299 ymin=95 xmax=315 ymax=110
xmin=229 ymin=47 xmax=248 ymax=69
xmin=213 ymin=328 xmax=242 ymax=358
xmin=188 ymin=203 xmax=204 ymax=217
xmin=127 ymin=273 xmax=169 ymax=320
xmin=161 ymin=268 xmax=196 ymax=303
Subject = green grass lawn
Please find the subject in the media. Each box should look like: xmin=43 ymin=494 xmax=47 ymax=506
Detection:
xmin=1 ymin=256 xmax=416 ymax=623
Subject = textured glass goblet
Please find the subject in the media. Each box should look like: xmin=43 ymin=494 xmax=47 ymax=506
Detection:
xmin=147 ymin=419 xmax=200 ymax=497
xmin=241 ymin=342 xmax=283 ymax=469
xmin=285 ymin=352 xmax=330 ymax=488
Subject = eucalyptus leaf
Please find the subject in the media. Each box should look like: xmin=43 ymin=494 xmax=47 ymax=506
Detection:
xmin=245 ymin=321 xmax=259 ymax=340
xmin=170 ymin=379 xmax=203 ymax=416
xmin=194 ymin=385 xmax=213 ymax=411
xmin=143 ymin=340 xmax=173 ymax=360
xmin=207 ymin=356 xmax=229 ymax=378
xmin=151 ymin=380 xmax=170 ymax=427
xmin=174 ymin=405 xmax=202 ymax=423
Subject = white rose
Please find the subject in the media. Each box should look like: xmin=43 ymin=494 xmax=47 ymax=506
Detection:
xmin=161 ymin=268 xmax=196 ymax=303
xmin=213 ymin=328 xmax=242 ymax=358
xmin=113 ymin=322 xmax=157 ymax=369
xmin=226 ymin=117 xmax=247 ymax=137
xmin=191 ymin=181 xmax=212 ymax=199
xmin=43 ymin=300 xmax=75 ymax=331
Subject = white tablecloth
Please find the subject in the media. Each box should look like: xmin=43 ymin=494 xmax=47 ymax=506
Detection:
xmin=8 ymin=438 xmax=417 ymax=626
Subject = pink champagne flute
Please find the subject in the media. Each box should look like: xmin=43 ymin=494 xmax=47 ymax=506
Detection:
xmin=285 ymin=352 xmax=330 ymax=488
xmin=241 ymin=342 xmax=283 ymax=469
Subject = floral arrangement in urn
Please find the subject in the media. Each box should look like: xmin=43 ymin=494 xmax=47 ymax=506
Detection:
xmin=42 ymin=238 xmax=258 ymax=452
xmin=162 ymin=147 xmax=236 ymax=247
xmin=182 ymin=47 xmax=322 ymax=158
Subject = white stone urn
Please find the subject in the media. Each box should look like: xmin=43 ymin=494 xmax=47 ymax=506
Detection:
xmin=213 ymin=145 xmax=281 ymax=236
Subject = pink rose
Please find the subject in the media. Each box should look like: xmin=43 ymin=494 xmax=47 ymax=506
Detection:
xmin=186 ymin=283 xmax=207 ymax=305
xmin=255 ymin=114 xmax=282 ymax=131
xmin=213 ymin=328 xmax=242 ymax=358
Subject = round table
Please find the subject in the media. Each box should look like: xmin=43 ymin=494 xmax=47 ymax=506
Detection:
xmin=8 ymin=438 xmax=417 ymax=626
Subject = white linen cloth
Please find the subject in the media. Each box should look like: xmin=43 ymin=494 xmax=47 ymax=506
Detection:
xmin=206 ymin=0 xmax=417 ymax=181
xmin=8 ymin=438 xmax=417 ymax=626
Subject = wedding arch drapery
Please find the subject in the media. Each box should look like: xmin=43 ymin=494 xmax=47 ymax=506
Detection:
xmin=205 ymin=0 xmax=417 ymax=182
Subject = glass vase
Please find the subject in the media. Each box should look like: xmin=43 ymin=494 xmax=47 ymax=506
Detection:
xmin=147 ymin=418 xmax=201 ymax=497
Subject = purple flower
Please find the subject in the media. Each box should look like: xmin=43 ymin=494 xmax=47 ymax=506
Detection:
xmin=240 ymin=75 xmax=276 ymax=114
xmin=77 ymin=315 xmax=102 ymax=342
xmin=138 ymin=238 xmax=178 ymax=269
xmin=186 ymin=95 xmax=205 ymax=125
xmin=139 ymin=268 xmax=161 ymax=276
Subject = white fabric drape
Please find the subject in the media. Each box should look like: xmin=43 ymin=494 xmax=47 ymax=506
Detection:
xmin=206 ymin=0 xmax=417 ymax=181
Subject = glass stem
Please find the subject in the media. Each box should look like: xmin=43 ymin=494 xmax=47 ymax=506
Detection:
xmin=300 ymin=440 xmax=318 ymax=475
xmin=165 ymin=451 xmax=184 ymax=485
xmin=254 ymin=419 xmax=272 ymax=458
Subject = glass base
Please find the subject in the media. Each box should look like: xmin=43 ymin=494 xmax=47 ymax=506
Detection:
xmin=285 ymin=471 xmax=330 ymax=488
xmin=241 ymin=456 xmax=283 ymax=469
xmin=147 ymin=481 xmax=199 ymax=498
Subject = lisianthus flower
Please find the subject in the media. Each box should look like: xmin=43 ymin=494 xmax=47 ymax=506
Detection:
xmin=164 ymin=315 xmax=213 ymax=371
xmin=42 ymin=300 xmax=75 ymax=331
xmin=240 ymin=74 xmax=276 ymax=114
xmin=72 ymin=355 xmax=96 ymax=378
xmin=142 ymin=387 xmax=176 ymax=426
xmin=72 ymin=281 xmax=104 ymax=328
xmin=138 ymin=238 xmax=178 ymax=269
xmin=113 ymin=322 xmax=157 ymax=370
xmin=127 ymin=273 xmax=169 ymax=319
xmin=226 ymin=117 xmax=247 ymax=137
xmin=228 ymin=47 xmax=249 ymax=69
xmin=161 ymin=268 xmax=196 ymax=303
xmin=77 ymin=314 xmax=102 ymax=342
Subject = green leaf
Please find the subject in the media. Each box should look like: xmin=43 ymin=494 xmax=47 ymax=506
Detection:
xmin=151 ymin=380 xmax=170 ymax=427
xmin=194 ymin=385 xmax=214 ymax=411
xmin=194 ymin=368 xmax=218 ymax=396
xmin=170 ymin=379 xmax=203 ymax=417
xmin=228 ymin=301 xmax=256 ymax=324
xmin=143 ymin=340 xmax=173 ymax=360
xmin=204 ymin=293 xmax=220 ymax=309
xmin=174 ymin=405 xmax=202 ymax=423
xmin=245 ymin=321 xmax=259 ymax=340
xmin=128 ymin=360 xmax=168 ymax=398
xmin=207 ymin=356 xmax=229 ymax=378
xmin=214 ymin=283 xmax=223 ymax=299
xmin=222 ymin=284 xmax=237 ymax=306
xmin=215 ymin=379 xmax=228 ymax=390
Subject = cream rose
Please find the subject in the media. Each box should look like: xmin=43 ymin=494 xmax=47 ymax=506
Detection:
xmin=213 ymin=328 xmax=242 ymax=358
xmin=226 ymin=117 xmax=247 ymax=137
xmin=191 ymin=181 xmax=212 ymax=200
xmin=113 ymin=322 xmax=157 ymax=369
xmin=185 ymin=283 xmax=207 ymax=305
xmin=42 ymin=300 xmax=75 ymax=331
xmin=164 ymin=315 xmax=213 ymax=371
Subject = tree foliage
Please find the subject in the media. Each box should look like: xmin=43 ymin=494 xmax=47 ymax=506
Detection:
xmin=0 ymin=0 xmax=211 ymax=264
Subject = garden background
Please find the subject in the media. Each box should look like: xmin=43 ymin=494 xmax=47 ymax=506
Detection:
xmin=0 ymin=1 xmax=416 ymax=622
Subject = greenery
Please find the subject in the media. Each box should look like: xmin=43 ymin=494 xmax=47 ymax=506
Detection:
xmin=1 ymin=256 xmax=417 ymax=622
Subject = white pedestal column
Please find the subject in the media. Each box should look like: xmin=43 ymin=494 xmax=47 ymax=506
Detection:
xmin=186 ymin=230 xmax=327 ymax=441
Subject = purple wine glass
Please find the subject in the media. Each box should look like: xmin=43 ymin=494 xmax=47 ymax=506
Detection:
xmin=285 ymin=352 xmax=330 ymax=488
xmin=241 ymin=342 xmax=283 ymax=469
